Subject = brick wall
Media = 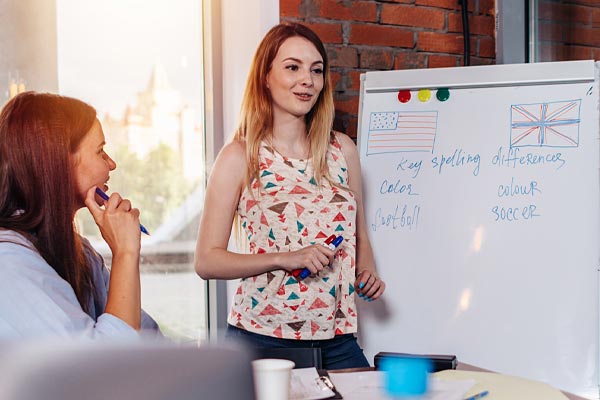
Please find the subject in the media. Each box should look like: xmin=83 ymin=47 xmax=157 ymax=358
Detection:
xmin=280 ymin=0 xmax=600 ymax=140
xmin=280 ymin=0 xmax=496 ymax=139
xmin=537 ymin=0 xmax=600 ymax=62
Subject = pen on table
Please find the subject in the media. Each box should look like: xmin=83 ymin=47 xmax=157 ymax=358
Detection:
xmin=464 ymin=390 xmax=489 ymax=400
xmin=296 ymin=235 xmax=344 ymax=280
xmin=95 ymin=187 xmax=150 ymax=235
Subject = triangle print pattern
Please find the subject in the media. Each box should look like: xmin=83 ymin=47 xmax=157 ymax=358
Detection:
xmin=229 ymin=137 xmax=360 ymax=340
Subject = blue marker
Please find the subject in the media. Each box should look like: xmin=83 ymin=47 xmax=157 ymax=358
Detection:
xmin=298 ymin=235 xmax=344 ymax=280
xmin=464 ymin=391 xmax=489 ymax=400
xmin=95 ymin=187 xmax=150 ymax=235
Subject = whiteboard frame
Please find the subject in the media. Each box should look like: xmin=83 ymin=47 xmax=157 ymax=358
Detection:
xmin=363 ymin=60 xmax=596 ymax=92
xmin=356 ymin=60 xmax=600 ymax=398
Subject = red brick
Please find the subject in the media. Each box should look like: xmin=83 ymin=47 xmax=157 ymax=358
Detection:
xmin=301 ymin=1 xmax=320 ymax=17
xmin=428 ymin=54 xmax=458 ymax=68
xmin=538 ymin=2 xmax=559 ymax=21
xmin=279 ymin=0 xmax=302 ymax=17
xmin=346 ymin=116 xmax=359 ymax=140
xmin=478 ymin=36 xmax=495 ymax=58
xmin=384 ymin=0 xmax=412 ymax=3
xmin=571 ymin=4 xmax=594 ymax=25
xmin=469 ymin=56 xmax=495 ymax=66
xmin=592 ymin=47 xmax=600 ymax=61
xmin=569 ymin=0 xmax=600 ymax=6
xmin=448 ymin=13 xmax=495 ymax=36
xmin=330 ymin=70 xmax=361 ymax=92
xmin=347 ymin=70 xmax=362 ymax=91
xmin=565 ymin=45 xmax=594 ymax=60
xmin=327 ymin=46 xmax=359 ymax=68
xmin=303 ymin=22 xmax=343 ymax=44
xmin=350 ymin=24 xmax=414 ymax=48
xmin=539 ymin=23 xmax=564 ymax=42
xmin=478 ymin=0 xmax=495 ymax=16
xmin=394 ymin=51 xmax=427 ymax=69
xmin=316 ymin=0 xmax=377 ymax=23
xmin=330 ymin=71 xmax=342 ymax=92
xmin=416 ymin=0 xmax=460 ymax=11
xmin=593 ymin=8 xmax=600 ymax=28
xmin=332 ymin=113 xmax=347 ymax=134
xmin=544 ymin=43 xmax=569 ymax=61
xmin=569 ymin=26 xmax=600 ymax=47
xmin=360 ymin=49 xmax=394 ymax=70
xmin=539 ymin=3 xmax=592 ymax=25
xmin=381 ymin=4 xmax=445 ymax=30
xmin=417 ymin=31 xmax=465 ymax=54
xmin=334 ymin=95 xmax=359 ymax=115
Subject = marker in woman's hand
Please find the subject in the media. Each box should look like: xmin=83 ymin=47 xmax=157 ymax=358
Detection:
xmin=95 ymin=187 xmax=150 ymax=235
xmin=293 ymin=235 xmax=343 ymax=280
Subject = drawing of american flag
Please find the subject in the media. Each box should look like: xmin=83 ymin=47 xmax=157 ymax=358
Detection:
xmin=510 ymin=100 xmax=581 ymax=148
xmin=367 ymin=111 xmax=438 ymax=155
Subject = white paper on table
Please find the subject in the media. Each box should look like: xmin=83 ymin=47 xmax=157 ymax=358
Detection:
xmin=328 ymin=371 xmax=475 ymax=400
xmin=290 ymin=367 xmax=336 ymax=400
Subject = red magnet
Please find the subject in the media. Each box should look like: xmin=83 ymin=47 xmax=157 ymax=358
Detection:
xmin=397 ymin=90 xmax=411 ymax=103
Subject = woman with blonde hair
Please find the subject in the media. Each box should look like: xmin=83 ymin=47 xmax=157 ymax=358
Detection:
xmin=195 ymin=22 xmax=384 ymax=369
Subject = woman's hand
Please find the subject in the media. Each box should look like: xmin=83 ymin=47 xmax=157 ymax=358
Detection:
xmin=279 ymin=244 xmax=335 ymax=276
xmin=84 ymin=186 xmax=141 ymax=256
xmin=355 ymin=269 xmax=386 ymax=301
xmin=85 ymin=186 xmax=142 ymax=330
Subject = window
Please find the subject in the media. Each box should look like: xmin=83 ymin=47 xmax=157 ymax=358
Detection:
xmin=530 ymin=0 xmax=600 ymax=62
xmin=57 ymin=0 xmax=207 ymax=343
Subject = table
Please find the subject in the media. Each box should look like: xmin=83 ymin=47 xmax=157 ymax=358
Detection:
xmin=456 ymin=362 xmax=588 ymax=400
xmin=330 ymin=363 xmax=589 ymax=400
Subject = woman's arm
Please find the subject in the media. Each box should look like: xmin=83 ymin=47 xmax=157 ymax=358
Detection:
xmin=194 ymin=140 xmax=334 ymax=280
xmin=0 ymin=232 xmax=138 ymax=339
xmin=85 ymin=187 xmax=142 ymax=330
xmin=336 ymin=132 xmax=386 ymax=301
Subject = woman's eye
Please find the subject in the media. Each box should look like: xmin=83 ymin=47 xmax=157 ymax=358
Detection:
xmin=286 ymin=64 xmax=299 ymax=71
xmin=312 ymin=68 xmax=323 ymax=75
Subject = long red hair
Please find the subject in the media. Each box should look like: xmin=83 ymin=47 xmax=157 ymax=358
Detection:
xmin=0 ymin=92 xmax=97 ymax=314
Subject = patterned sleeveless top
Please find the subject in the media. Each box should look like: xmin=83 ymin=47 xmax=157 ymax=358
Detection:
xmin=228 ymin=135 xmax=359 ymax=340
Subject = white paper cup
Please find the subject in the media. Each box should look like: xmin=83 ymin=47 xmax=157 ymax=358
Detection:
xmin=252 ymin=358 xmax=295 ymax=400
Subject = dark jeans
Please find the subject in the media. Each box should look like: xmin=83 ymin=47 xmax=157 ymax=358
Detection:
xmin=225 ymin=324 xmax=370 ymax=370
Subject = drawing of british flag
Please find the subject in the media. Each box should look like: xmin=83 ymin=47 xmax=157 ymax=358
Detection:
xmin=510 ymin=99 xmax=581 ymax=148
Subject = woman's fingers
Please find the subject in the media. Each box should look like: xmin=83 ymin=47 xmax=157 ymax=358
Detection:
xmin=84 ymin=186 xmax=103 ymax=222
xmin=83 ymin=186 xmax=141 ymax=254
xmin=286 ymin=244 xmax=335 ymax=275
xmin=355 ymin=270 xmax=386 ymax=301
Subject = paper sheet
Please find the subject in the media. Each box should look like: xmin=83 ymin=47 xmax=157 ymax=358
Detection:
xmin=328 ymin=371 xmax=475 ymax=400
xmin=290 ymin=368 xmax=336 ymax=400
xmin=435 ymin=370 xmax=570 ymax=400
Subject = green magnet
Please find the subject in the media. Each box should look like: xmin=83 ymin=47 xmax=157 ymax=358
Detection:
xmin=436 ymin=88 xmax=450 ymax=101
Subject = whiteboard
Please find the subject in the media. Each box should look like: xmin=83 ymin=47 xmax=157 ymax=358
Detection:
xmin=356 ymin=60 xmax=600 ymax=398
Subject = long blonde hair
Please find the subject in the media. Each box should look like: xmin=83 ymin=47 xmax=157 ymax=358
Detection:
xmin=234 ymin=22 xmax=335 ymax=190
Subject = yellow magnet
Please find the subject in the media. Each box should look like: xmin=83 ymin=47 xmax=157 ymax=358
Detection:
xmin=417 ymin=89 xmax=431 ymax=102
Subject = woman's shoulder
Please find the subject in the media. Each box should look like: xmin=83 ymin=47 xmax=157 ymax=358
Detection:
xmin=0 ymin=230 xmax=63 ymax=288
xmin=0 ymin=229 xmax=38 ymax=255
xmin=331 ymin=131 xmax=359 ymax=159
xmin=216 ymin=139 xmax=247 ymax=168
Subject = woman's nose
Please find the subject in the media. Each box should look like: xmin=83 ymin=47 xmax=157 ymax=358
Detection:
xmin=300 ymin=68 xmax=313 ymax=87
xmin=107 ymin=154 xmax=117 ymax=170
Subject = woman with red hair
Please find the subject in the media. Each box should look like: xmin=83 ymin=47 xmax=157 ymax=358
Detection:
xmin=0 ymin=91 xmax=160 ymax=339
